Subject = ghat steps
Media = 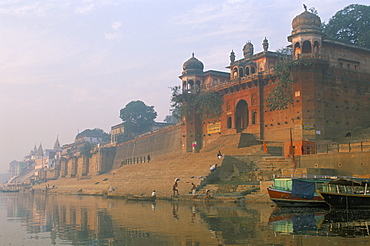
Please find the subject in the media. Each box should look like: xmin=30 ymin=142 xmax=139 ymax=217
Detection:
xmin=37 ymin=133 xmax=292 ymax=198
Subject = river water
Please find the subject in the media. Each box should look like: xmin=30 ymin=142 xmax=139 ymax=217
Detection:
xmin=1 ymin=193 xmax=370 ymax=246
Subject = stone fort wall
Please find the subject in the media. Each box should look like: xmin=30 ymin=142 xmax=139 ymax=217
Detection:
xmin=296 ymin=151 xmax=370 ymax=176
xmin=112 ymin=123 xmax=182 ymax=169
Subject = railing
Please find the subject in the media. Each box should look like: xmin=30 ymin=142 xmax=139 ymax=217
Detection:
xmin=298 ymin=53 xmax=329 ymax=60
xmin=121 ymin=155 xmax=151 ymax=166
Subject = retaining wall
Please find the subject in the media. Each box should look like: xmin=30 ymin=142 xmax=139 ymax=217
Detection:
xmin=112 ymin=124 xmax=182 ymax=169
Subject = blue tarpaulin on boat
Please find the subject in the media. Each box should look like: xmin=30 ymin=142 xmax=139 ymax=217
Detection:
xmin=291 ymin=179 xmax=315 ymax=200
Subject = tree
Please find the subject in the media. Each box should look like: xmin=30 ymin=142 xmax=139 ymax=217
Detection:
xmin=170 ymin=86 xmax=223 ymax=121
xmin=80 ymin=142 xmax=93 ymax=158
xmin=76 ymin=128 xmax=109 ymax=143
xmin=266 ymin=59 xmax=309 ymax=111
xmin=119 ymin=100 xmax=157 ymax=135
xmin=323 ymin=4 xmax=370 ymax=49
xmin=163 ymin=115 xmax=177 ymax=124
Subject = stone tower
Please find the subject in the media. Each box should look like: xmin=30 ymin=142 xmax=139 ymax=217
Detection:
xmin=288 ymin=8 xmax=323 ymax=59
xmin=179 ymin=54 xmax=205 ymax=152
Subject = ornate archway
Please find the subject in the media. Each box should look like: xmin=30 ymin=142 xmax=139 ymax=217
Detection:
xmin=235 ymin=100 xmax=248 ymax=132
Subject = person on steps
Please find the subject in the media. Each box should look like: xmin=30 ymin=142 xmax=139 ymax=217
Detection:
xmin=173 ymin=180 xmax=179 ymax=196
xmin=191 ymin=183 xmax=197 ymax=198
xmin=217 ymin=150 xmax=222 ymax=159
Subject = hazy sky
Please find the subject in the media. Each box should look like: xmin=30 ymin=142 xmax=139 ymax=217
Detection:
xmin=0 ymin=0 xmax=368 ymax=173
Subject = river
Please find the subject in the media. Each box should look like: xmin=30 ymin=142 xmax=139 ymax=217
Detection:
xmin=0 ymin=192 xmax=370 ymax=245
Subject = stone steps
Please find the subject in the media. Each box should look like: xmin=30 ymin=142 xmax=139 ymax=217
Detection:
xmin=35 ymin=133 xmax=288 ymax=198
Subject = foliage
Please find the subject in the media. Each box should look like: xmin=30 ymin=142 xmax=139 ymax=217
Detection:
xmin=276 ymin=47 xmax=292 ymax=56
xmin=76 ymin=128 xmax=109 ymax=142
xmin=196 ymin=91 xmax=223 ymax=120
xmin=266 ymin=58 xmax=308 ymax=111
xmin=169 ymin=85 xmax=195 ymax=119
xmin=170 ymin=86 xmax=223 ymax=121
xmin=80 ymin=142 xmax=93 ymax=158
xmin=323 ymin=4 xmax=370 ymax=49
xmin=119 ymin=100 xmax=157 ymax=135
xmin=102 ymin=133 xmax=111 ymax=143
xmin=163 ymin=115 xmax=178 ymax=124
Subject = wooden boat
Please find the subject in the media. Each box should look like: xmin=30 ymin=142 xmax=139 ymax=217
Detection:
xmin=0 ymin=184 xmax=21 ymax=192
xmin=318 ymin=178 xmax=370 ymax=209
xmin=267 ymin=177 xmax=329 ymax=207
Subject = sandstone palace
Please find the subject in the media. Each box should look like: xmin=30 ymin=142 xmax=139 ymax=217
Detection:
xmin=180 ymin=9 xmax=370 ymax=154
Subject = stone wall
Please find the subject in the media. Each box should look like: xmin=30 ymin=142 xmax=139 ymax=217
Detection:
xmin=112 ymin=124 xmax=182 ymax=169
xmin=296 ymin=151 xmax=370 ymax=176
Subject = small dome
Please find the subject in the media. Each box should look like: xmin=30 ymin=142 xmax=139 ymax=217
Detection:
xmin=292 ymin=10 xmax=321 ymax=35
xmin=183 ymin=53 xmax=204 ymax=72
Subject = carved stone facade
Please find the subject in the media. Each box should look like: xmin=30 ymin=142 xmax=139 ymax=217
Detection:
xmin=180 ymin=9 xmax=370 ymax=152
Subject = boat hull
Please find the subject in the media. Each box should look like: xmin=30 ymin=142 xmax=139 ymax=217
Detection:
xmin=319 ymin=191 xmax=370 ymax=209
xmin=268 ymin=187 xmax=327 ymax=207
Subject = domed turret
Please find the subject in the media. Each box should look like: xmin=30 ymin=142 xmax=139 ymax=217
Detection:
xmin=291 ymin=10 xmax=322 ymax=35
xmin=182 ymin=53 xmax=204 ymax=74
xmin=288 ymin=7 xmax=323 ymax=60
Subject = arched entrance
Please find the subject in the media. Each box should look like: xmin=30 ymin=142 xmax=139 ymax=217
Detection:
xmin=235 ymin=100 xmax=248 ymax=132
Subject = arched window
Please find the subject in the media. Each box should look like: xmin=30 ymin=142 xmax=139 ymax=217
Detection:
xmin=302 ymin=40 xmax=312 ymax=53
xmin=294 ymin=42 xmax=301 ymax=59
xmin=227 ymin=117 xmax=232 ymax=129
xmin=251 ymin=66 xmax=256 ymax=74
xmin=233 ymin=67 xmax=238 ymax=79
xmin=182 ymin=81 xmax=187 ymax=90
xmin=195 ymin=81 xmax=201 ymax=91
xmin=245 ymin=67 xmax=250 ymax=76
xmin=188 ymin=80 xmax=194 ymax=90
xmin=239 ymin=67 xmax=244 ymax=77
xmin=252 ymin=111 xmax=257 ymax=124
xmin=313 ymin=41 xmax=320 ymax=55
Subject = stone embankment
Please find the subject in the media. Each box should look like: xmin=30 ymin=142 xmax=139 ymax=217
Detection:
xmin=32 ymin=134 xmax=288 ymax=203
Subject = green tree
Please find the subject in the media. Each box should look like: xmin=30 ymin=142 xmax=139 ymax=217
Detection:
xmin=196 ymin=90 xmax=223 ymax=120
xmin=119 ymin=100 xmax=157 ymax=136
xmin=323 ymin=4 xmax=370 ymax=49
xmin=170 ymin=86 xmax=223 ymax=121
xmin=76 ymin=128 xmax=109 ymax=143
xmin=163 ymin=115 xmax=177 ymax=124
xmin=80 ymin=142 xmax=93 ymax=158
xmin=266 ymin=58 xmax=309 ymax=111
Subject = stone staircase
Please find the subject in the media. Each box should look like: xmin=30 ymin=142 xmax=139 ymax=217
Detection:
xmin=12 ymin=168 xmax=40 ymax=184
xmin=107 ymin=151 xmax=223 ymax=197
xmin=193 ymin=137 xmax=291 ymax=197
xmin=38 ymin=133 xmax=291 ymax=198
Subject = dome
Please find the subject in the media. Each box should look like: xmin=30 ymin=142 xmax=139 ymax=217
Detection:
xmin=183 ymin=53 xmax=204 ymax=72
xmin=291 ymin=10 xmax=321 ymax=35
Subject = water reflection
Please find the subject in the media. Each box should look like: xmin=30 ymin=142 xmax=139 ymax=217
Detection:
xmin=320 ymin=209 xmax=370 ymax=237
xmin=3 ymin=193 xmax=370 ymax=245
xmin=268 ymin=207 xmax=326 ymax=235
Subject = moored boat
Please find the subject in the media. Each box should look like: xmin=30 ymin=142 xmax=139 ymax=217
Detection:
xmin=267 ymin=177 xmax=329 ymax=207
xmin=0 ymin=184 xmax=22 ymax=192
xmin=318 ymin=178 xmax=370 ymax=209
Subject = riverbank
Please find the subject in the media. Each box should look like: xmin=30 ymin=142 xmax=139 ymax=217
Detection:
xmin=31 ymin=173 xmax=273 ymax=204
